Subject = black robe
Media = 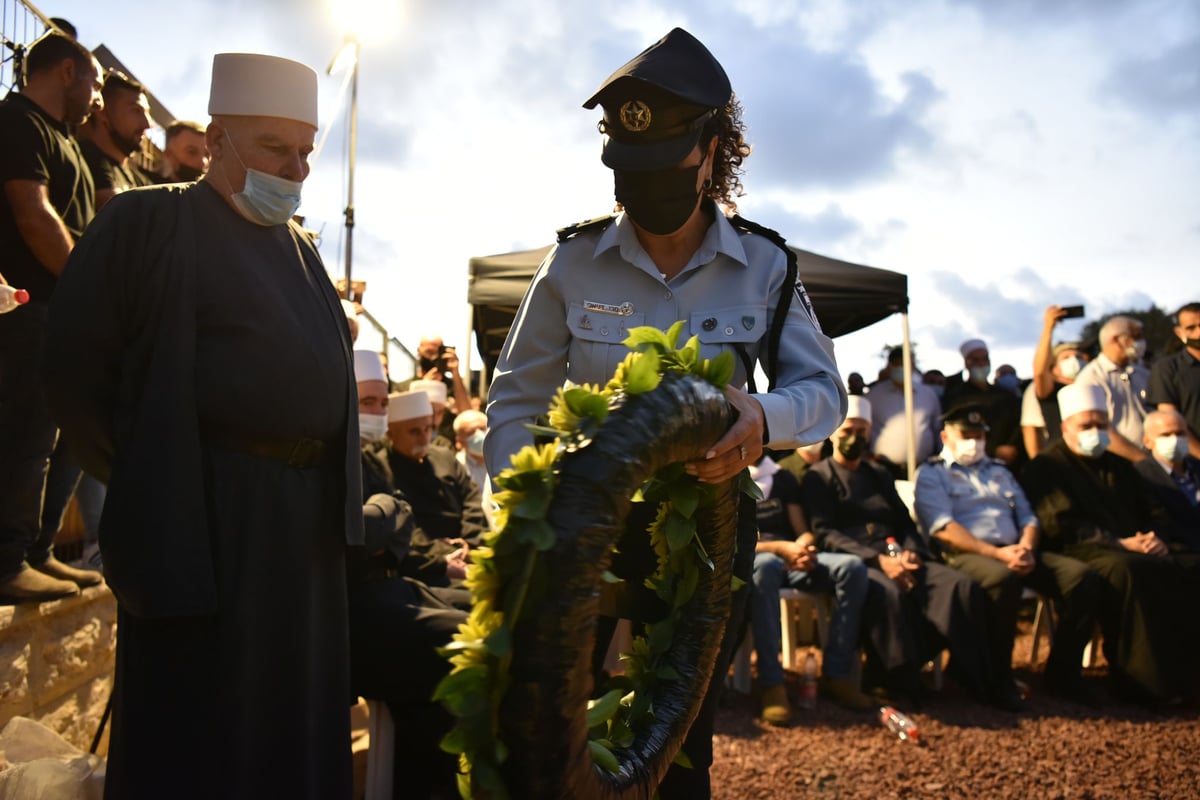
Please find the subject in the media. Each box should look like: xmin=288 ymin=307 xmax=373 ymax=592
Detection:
xmin=351 ymin=441 xmax=466 ymax=798
xmin=387 ymin=444 xmax=486 ymax=544
xmin=1021 ymin=440 xmax=1200 ymax=701
xmin=45 ymin=183 xmax=363 ymax=799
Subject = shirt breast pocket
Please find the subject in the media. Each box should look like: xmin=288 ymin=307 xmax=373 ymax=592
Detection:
xmin=690 ymin=305 xmax=768 ymax=371
xmin=566 ymin=303 xmax=645 ymax=384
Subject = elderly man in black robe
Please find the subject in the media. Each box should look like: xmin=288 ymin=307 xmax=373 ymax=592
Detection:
xmin=45 ymin=54 xmax=362 ymax=799
xmin=1021 ymin=383 xmax=1200 ymax=705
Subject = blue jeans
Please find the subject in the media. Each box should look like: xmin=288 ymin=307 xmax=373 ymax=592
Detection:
xmin=752 ymin=550 xmax=868 ymax=687
xmin=38 ymin=441 xmax=106 ymax=562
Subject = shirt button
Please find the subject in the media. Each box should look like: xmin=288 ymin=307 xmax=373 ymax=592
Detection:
xmin=702 ymin=317 xmax=717 ymax=331
xmin=664 ymin=290 xmax=673 ymax=300
xmin=600 ymin=327 xmax=609 ymax=336
xmin=724 ymin=326 xmax=734 ymax=335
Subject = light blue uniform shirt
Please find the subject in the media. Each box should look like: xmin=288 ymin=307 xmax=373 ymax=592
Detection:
xmin=913 ymin=452 xmax=1039 ymax=547
xmin=484 ymin=206 xmax=847 ymax=478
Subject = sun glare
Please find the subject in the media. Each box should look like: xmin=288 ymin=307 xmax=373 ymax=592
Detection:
xmin=330 ymin=0 xmax=403 ymax=45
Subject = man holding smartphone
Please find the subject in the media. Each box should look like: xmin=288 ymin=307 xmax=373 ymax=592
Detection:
xmin=1023 ymin=304 xmax=1090 ymax=458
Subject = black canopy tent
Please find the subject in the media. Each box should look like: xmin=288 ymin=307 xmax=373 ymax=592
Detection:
xmin=467 ymin=243 xmax=909 ymax=379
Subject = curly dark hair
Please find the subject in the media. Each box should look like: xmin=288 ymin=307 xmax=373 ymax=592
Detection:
xmin=700 ymin=93 xmax=751 ymax=212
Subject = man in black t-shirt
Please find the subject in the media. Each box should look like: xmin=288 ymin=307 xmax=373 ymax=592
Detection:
xmin=1147 ymin=302 xmax=1200 ymax=459
xmin=77 ymin=70 xmax=155 ymax=209
xmin=0 ymin=33 xmax=104 ymax=603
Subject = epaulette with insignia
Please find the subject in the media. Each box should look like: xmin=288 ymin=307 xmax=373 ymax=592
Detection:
xmin=730 ymin=214 xmax=789 ymax=252
xmin=556 ymin=214 xmax=616 ymax=243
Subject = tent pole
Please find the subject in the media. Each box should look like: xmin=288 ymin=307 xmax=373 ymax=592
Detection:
xmin=902 ymin=312 xmax=916 ymax=479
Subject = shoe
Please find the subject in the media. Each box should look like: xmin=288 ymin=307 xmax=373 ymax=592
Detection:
xmin=820 ymin=676 xmax=875 ymax=711
xmin=760 ymin=683 xmax=791 ymax=726
xmin=31 ymin=555 xmax=102 ymax=588
xmin=990 ymin=682 xmax=1025 ymax=713
xmin=0 ymin=565 xmax=80 ymax=604
xmin=1045 ymin=674 xmax=1103 ymax=708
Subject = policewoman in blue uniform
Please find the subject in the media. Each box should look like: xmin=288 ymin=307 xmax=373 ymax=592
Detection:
xmin=484 ymin=29 xmax=846 ymax=797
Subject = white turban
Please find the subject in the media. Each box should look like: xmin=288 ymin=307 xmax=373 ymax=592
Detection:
xmin=959 ymin=338 xmax=988 ymax=358
xmin=410 ymin=379 xmax=448 ymax=406
xmin=353 ymin=350 xmax=384 ymax=384
xmin=1057 ymin=382 xmax=1107 ymax=421
xmin=387 ymin=390 xmax=432 ymax=423
xmin=208 ymin=53 xmax=318 ymax=127
xmin=845 ymin=395 xmax=871 ymax=425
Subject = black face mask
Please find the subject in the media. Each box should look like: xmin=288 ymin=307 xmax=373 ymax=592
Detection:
xmin=175 ymin=164 xmax=204 ymax=182
xmin=613 ymin=158 xmax=704 ymax=236
xmin=836 ymin=433 xmax=868 ymax=461
xmin=1184 ymin=337 xmax=1200 ymax=350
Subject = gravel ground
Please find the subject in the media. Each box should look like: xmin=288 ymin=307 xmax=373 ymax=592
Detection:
xmin=710 ymin=622 xmax=1200 ymax=799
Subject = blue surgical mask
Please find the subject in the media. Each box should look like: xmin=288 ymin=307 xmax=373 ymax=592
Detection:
xmin=889 ymin=366 xmax=905 ymax=385
xmin=466 ymin=429 xmax=486 ymax=457
xmin=997 ymin=374 xmax=1020 ymax=392
xmin=225 ymin=136 xmax=303 ymax=226
xmin=1074 ymin=428 xmax=1110 ymax=458
xmin=968 ymin=365 xmax=990 ymax=384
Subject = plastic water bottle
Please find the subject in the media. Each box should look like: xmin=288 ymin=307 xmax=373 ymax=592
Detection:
xmin=879 ymin=705 xmax=921 ymax=744
xmin=0 ymin=286 xmax=30 ymax=314
xmin=885 ymin=537 xmax=903 ymax=559
xmin=798 ymin=649 xmax=818 ymax=710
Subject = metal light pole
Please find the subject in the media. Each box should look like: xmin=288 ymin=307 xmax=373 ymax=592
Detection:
xmin=343 ymin=36 xmax=360 ymax=302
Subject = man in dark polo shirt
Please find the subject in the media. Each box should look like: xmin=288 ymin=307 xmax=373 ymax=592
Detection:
xmin=0 ymin=32 xmax=103 ymax=603
xmin=77 ymin=70 xmax=155 ymax=209
xmin=1148 ymin=302 xmax=1200 ymax=459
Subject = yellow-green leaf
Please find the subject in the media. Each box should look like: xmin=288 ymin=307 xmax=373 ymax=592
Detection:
xmin=589 ymin=739 xmax=621 ymax=774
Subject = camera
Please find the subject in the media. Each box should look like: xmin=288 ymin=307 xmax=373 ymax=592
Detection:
xmin=436 ymin=345 xmax=456 ymax=375
xmin=1061 ymin=305 xmax=1085 ymax=319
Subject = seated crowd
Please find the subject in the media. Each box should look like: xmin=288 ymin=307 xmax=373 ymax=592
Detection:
xmin=750 ymin=302 xmax=1200 ymax=724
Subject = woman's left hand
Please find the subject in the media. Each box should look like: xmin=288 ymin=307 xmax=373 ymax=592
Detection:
xmin=685 ymin=385 xmax=765 ymax=484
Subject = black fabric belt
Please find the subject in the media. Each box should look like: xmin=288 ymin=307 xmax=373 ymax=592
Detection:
xmin=203 ymin=430 xmax=331 ymax=469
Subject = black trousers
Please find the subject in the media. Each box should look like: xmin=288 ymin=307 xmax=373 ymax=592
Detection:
xmin=1065 ymin=542 xmax=1200 ymax=701
xmin=0 ymin=306 xmax=59 ymax=575
xmin=595 ymin=493 xmax=757 ymax=800
xmin=944 ymin=550 xmax=1102 ymax=684
xmin=863 ymin=560 xmax=998 ymax=700
xmin=349 ymin=576 xmax=467 ymax=798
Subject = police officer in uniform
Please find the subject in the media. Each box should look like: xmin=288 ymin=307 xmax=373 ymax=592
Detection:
xmin=913 ymin=404 xmax=1103 ymax=704
xmin=484 ymin=28 xmax=846 ymax=798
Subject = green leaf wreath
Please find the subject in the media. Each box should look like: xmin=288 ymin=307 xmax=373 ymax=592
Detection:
xmin=433 ymin=321 xmax=760 ymax=799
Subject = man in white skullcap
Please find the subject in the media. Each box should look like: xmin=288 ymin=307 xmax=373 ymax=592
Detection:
xmin=942 ymin=338 xmax=1022 ymax=466
xmin=410 ymin=377 xmax=455 ymax=448
xmin=387 ymin=387 xmax=487 ymax=572
xmin=800 ymin=396 xmax=1023 ymax=711
xmin=1021 ymin=382 xmax=1200 ymax=706
xmin=45 ymin=53 xmax=362 ymax=799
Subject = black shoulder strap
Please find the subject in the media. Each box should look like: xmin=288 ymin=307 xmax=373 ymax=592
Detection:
xmin=556 ymin=214 xmax=616 ymax=243
xmin=729 ymin=214 xmax=799 ymax=392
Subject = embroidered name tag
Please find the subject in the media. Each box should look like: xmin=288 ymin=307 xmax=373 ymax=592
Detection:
xmin=583 ymin=300 xmax=634 ymax=316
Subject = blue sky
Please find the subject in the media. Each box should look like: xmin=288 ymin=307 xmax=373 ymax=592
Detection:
xmin=35 ymin=0 xmax=1200 ymax=383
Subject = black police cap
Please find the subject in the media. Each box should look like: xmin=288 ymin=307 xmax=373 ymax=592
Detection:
xmin=583 ymin=28 xmax=732 ymax=171
xmin=942 ymin=403 xmax=990 ymax=431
